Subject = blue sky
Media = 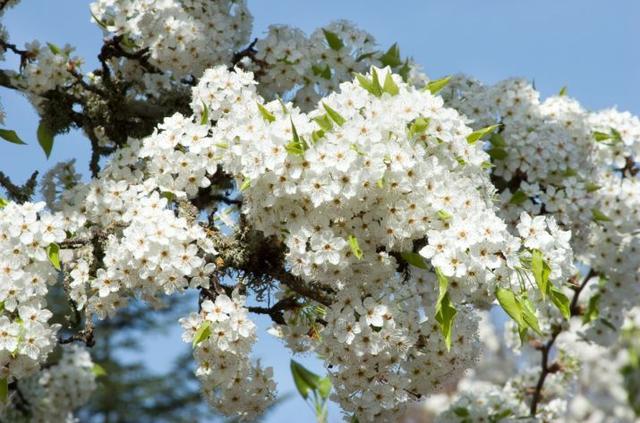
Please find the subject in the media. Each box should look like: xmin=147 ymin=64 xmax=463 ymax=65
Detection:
xmin=1 ymin=1 xmax=638 ymax=422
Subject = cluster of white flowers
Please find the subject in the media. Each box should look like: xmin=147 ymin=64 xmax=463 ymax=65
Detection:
xmin=11 ymin=41 xmax=81 ymax=109
xmin=444 ymin=75 xmax=640 ymax=345
xmin=2 ymin=0 xmax=640 ymax=420
xmin=0 ymin=201 xmax=83 ymax=381
xmin=186 ymin=65 xmax=575 ymax=419
xmin=252 ymin=20 xmax=380 ymax=105
xmin=179 ymin=291 xmax=276 ymax=421
xmin=90 ymin=0 xmax=252 ymax=79
xmin=2 ymin=345 xmax=97 ymax=423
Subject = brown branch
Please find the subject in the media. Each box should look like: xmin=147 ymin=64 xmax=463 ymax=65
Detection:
xmin=529 ymin=269 xmax=598 ymax=416
xmin=0 ymin=170 xmax=38 ymax=203
xmin=59 ymin=321 xmax=95 ymax=347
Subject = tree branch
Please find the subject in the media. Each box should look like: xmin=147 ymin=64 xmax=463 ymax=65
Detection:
xmin=529 ymin=269 xmax=598 ymax=416
xmin=0 ymin=170 xmax=38 ymax=203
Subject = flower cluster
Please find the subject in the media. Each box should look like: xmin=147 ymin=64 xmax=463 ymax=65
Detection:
xmin=0 ymin=202 xmax=82 ymax=381
xmin=179 ymin=292 xmax=276 ymax=421
xmin=2 ymin=345 xmax=97 ymax=423
xmin=90 ymin=0 xmax=252 ymax=79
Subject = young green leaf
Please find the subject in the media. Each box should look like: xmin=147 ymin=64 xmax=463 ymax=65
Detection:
xmin=322 ymin=103 xmax=345 ymax=126
xmin=408 ymin=117 xmax=430 ymax=140
xmin=466 ymin=124 xmax=501 ymax=144
xmin=591 ymin=208 xmax=612 ymax=222
xmin=426 ymin=76 xmax=452 ymax=95
xmin=558 ymin=86 xmax=568 ymax=96
xmin=314 ymin=114 xmax=334 ymax=132
xmin=436 ymin=209 xmax=452 ymax=221
xmin=401 ymin=252 xmax=428 ymax=269
xmin=582 ymin=293 xmax=601 ymax=325
xmin=240 ymin=177 xmax=251 ymax=191
xmin=382 ymin=73 xmax=399 ymax=95
xmin=488 ymin=147 xmax=508 ymax=160
xmin=549 ymin=285 xmax=571 ymax=320
xmin=509 ymin=190 xmax=528 ymax=205
xmin=379 ymin=43 xmax=402 ymax=68
xmin=322 ymin=29 xmax=344 ymax=51
xmin=593 ymin=131 xmax=611 ymax=142
xmin=311 ymin=64 xmax=332 ymax=80
xmin=520 ymin=296 xmax=543 ymax=336
xmin=435 ymin=268 xmax=457 ymax=351
xmin=92 ymin=363 xmax=108 ymax=377
xmin=489 ymin=133 xmax=507 ymax=148
xmin=192 ymin=321 xmax=212 ymax=348
xmin=46 ymin=243 xmax=61 ymax=271
xmin=47 ymin=42 xmax=63 ymax=55
xmin=585 ymin=182 xmax=601 ymax=193
xmin=290 ymin=360 xmax=322 ymax=399
xmin=256 ymin=102 xmax=275 ymax=123
xmin=200 ymin=101 xmax=209 ymax=125
xmin=531 ymin=249 xmax=550 ymax=299
xmin=347 ymin=235 xmax=363 ymax=260
xmin=0 ymin=198 xmax=7 ymax=209
xmin=37 ymin=121 xmax=55 ymax=158
xmin=0 ymin=128 xmax=26 ymax=145
xmin=496 ymin=287 xmax=524 ymax=327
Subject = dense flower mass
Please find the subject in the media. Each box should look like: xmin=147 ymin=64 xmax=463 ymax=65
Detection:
xmin=0 ymin=0 xmax=639 ymax=421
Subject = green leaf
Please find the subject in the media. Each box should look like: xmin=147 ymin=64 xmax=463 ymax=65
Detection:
xmin=397 ymin=59 xmax=411 ymax=82
xmin=467 ymin=124 xmax=501 ymax=144
xmin=531 ymin=249 xmax=550 ymax=299
xmin=520 ymin=296 xmax=543 ymax=335
xmin=0 ymin=378 xmax=7 ymax=403
xmin=488 ymin=147 xmax=508 ymax=160
xmin=489 ymin=133 xmax=507 ymax=148
xmin=90 ymin=10 xmax=109 ymax=30
xmin=496 ymin=287 xmax=524 ymax=327
xmin=453 ymin=407 xmax=470 ymax=417
xmin=311 ymin=64 xmax=332 ymax=80
xmin=435 ymin=268 xmax=457 ymax=351
xmin=356 ymin=73 xmax=382 ymax=97
xmin=582 ymin=293 xmax=600 ymax=325
xmin=286 ymin=120 xmax=308 ymax=155
xmin=549 ymin=285 xmax=571 ymax=320
xmin=92 ymin=363 xmax=107 ymax=377
xmin=240 ymin=177 xmax=251 ymax=191
xmin=0 ymin=198 xmax=5 ymax=209
xmin=382 ymin=73 xmax=399 ymax=96
xmin=322 ymin=103 xmax=345 ymax=126
xmin=509 ymin=190 xmax=528 ymax=205
xmin=0 ymin=128 xmax=26 ymax=145
xmin=558 ymin=86 xmax=568 ymax=96
xmin=370 ymin=68 xmax=383 ymax=96
xmin=256 ymin=102 xmax=275 ymax=123
xmin=322 ymin=29 xmax=344 ymax=51
xmin=317 ymin=377 xmax=332 ymax=400
xmin=200 ymin=101 xmax=209 ymax=125
xmin=347 ymin=235 xmax=363 ymax=260
xmin=314 ymin=114 xmax=334 ymax=132
xmin=379 ymin=43 xmax=402 ymax=68
xmin=436 ymin=209 xmax=452 ymax=221
xmin=585 ymin=182 xmax=601 ymax=193
xmin=591 ymin=208 xmax=612 ymax=222
xmin=426 ymin=76 xmax=452 ymax=95
xmin=290 ymin=360 xmax=323 ymax=399
xmin=593 ymin=131 xmax=611 ymax=142
xmin=47 ymin=42 xmax=62 ymax=55
xmin=408 ymin=117 xmax=430 ymax=140
xmin=401 ymin=252 xmax=428 ymax=269
xmin=46 ymin=243 xmax=61 ymax=271
xmin=192 ymin=321 xmax=212 ymax=348
xmin=37 ymin=121 xmax=55 ymax=158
